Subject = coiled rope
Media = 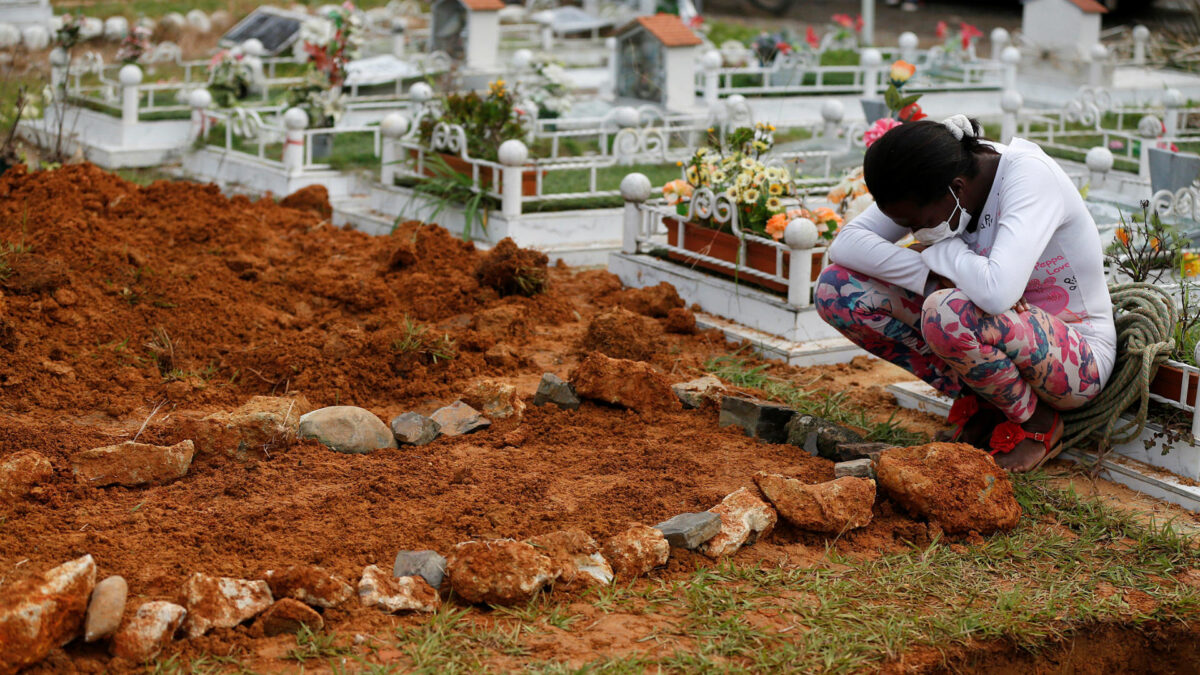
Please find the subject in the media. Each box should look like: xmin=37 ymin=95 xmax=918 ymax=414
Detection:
xmin=1060 ymin=282 xmax=1177 ymax=455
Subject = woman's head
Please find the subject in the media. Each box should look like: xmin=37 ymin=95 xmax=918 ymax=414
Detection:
xmin=863 ymin=118 xmax=995 ymax=232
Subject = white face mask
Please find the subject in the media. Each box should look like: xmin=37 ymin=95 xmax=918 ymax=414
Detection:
xmin=914 ymin=186 xmax=971 ymax=245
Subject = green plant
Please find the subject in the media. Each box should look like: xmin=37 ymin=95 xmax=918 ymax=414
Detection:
xmin=1105 ymin=200 xmax=1184 ymax=283
xmin=286 ymin=625 xmax=353 ymax=663
xmin=392 ymin=315 xmax=457 ymax=364
xmin=207 ymin=50 xmax=254 ymax=108
xmin=418 ymin=80 xmax=526 ymax=162
xmin=399 ymin=153 xmax=494 ymax=241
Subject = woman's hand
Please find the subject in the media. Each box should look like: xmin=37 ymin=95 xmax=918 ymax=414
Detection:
xmin=1012 ymin=298 xmax=1030 ymax=313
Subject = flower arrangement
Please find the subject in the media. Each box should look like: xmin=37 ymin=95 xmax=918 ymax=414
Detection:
xmin=764 ymin=206 xmax=843 ymax=242
xmin=664 ymin=122 xmax=797 ymax=237
xmin=207 ymin=50 xmax=253 ymax=108
xmin=863 ymin=59 xmax=928 ymax=148
xmin=830 ymin=13 xmax=862 ymax=44
xmin=418 ymin=79 xmax=528 ymax=162
xmin=936 ymin=21 xmax=983 ymax=54
xmin=827 ymin=167 xmax=873 ymax=223
xmin=283 ymin=79 xmax=345 ymax=129
xmin=301 ymin=2 xmax=363 ymax=89
xmin=55 ymin=13 xmax=83 ymax=50
xmin=524 ymin=60 xmax=573 ymax=119
xmin=115 ymin=26 xmax=151 ymax=65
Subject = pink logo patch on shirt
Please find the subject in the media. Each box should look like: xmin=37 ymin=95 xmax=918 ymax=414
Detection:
xmin=1024 ymin=277 xmax=1070 ymax=316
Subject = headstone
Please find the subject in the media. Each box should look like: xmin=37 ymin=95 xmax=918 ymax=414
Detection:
xmin=1148 ymin=147 xmax=1200 ymax=196
xmin=221 ymin=7 xmax=306 ymax=56
xmin=0 ymin=0 xmax=52 ymax=29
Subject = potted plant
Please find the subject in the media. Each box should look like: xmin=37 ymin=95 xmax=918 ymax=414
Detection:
xmin=414 ymin=79 xmax=540 ymax=194
xmin=662 ymin=122 xmax=812 ymax=293
xmin=1106 ymin=201 xmax=1200 ymax=405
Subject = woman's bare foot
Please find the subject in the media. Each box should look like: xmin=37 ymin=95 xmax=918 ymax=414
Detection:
xmin=990 ymin=402 xmax=1063 ymax=473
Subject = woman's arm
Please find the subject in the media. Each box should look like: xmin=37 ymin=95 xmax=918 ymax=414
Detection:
xmin=919 ymin=157 xmax=1065 ymax=315
xmin=826 ymin=203 xmax=932 ymax=295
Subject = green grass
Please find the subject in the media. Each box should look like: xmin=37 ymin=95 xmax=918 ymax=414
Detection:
xmin=392 ymin=315 xmax=457 ymax=364
xmin=705 ymin=352 xmax=928 ymax=446
xmin=203 ymin=124 xmax=378 ymax=172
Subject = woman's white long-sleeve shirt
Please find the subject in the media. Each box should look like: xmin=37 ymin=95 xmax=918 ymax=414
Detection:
xmin=826 ymin=138 xmax=1116 ymax=385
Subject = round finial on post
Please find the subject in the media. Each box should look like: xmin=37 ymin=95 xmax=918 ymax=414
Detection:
xmin=861 ymin=48 xmax=883 ymax=67
xmin=118 ymin=64 xmax=144 ymax=86
xmin=783 ymin=218 xmax=818 ymax=250
xmin=241 ymin=38 xmax=265 ymax=57
xmin=512 ymin=48 xmax=533 ymax=69
xmin=1000 ymin=89 xmax=1023 ymax=113
xmin=605 ymin=36 xmax=617 ymax=50
xmin=1001 ymin=46 xmax=1021 ymax=64
xmin=990 ymin=27 xmax=1009 ymax=46
xmin=1133 ymin=25 xmax=1150 ymax=43
xmin=381 ymin=112 xmax=410 ymax=138
xmin=820 ymin=99 xmax=845 ymax=124
xmin=1138 ymin=114 xmax=1162 ymax=138
xmin=726 ymin=94 xmax=746 ymax=107
xmin=283 ymin=107 xmax=310 ymax=130
xmin=613 ymin=106 xmax=640 ymax=128
xmin=620 ymin=172 xmax=652 ymax=202
xmin=1086 ymin=146 xmax=1114 ymax=174
xmin=701 ymin=49 xmax=723 ymax=71
xmin=409 ymin=81 xmax=433 ymax=102
xmin=898 ymin=32 xmax=918 ymax=51
xmin=498 ymin=139 xmax=529 ymax=166
xmin=189 ymin=88 xmax=213 ymax=109
xmin=49 ymin=46 xmax=69 ymax=66
xmin=1164 ymin=88 xmax=1184 ymax=109
xmin=1089 ymin=43 xmax=1108 ymax=62
xmin=104 ymin=16 xmax=129 ymax=40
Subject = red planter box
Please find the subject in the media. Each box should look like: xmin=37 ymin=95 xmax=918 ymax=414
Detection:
xmin=1149 ymin=363 xmax=1199 ymax=407
xmin=410 ymin=150 xmax=541 ymax=197
xmin=664 ymin=218 xmax=821 ymax=295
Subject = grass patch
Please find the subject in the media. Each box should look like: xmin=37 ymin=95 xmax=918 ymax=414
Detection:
xmin=705 ymin=352 xmax=927 ymax=446
xmin=286 ymin=625 xmax=354 ymax=664
xmin=392 ymin=315 xmax=457 ymax=365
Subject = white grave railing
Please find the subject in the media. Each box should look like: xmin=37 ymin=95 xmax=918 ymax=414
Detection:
xmin=619 ymin=180 xmax=828 ymax=308
xmin=200 ymin=105 xmax=384 ymax=174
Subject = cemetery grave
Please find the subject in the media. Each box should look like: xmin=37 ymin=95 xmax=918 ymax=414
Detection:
xmin=5 ymin=0 xmax=1200 ymax=672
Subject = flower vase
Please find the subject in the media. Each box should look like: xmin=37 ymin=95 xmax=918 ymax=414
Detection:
xmin=860 ymin=99 xmax=891 ymax=126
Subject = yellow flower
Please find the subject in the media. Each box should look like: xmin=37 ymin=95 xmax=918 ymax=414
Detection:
xmin=768 ymin=124 xmax=776 ymax=131
xmin=743 ymin=188 xmax=761 ymax=203
xmin=766 ymin=197 xmax=782 ymax=211
xmin=736 ymin=173 xmax=751 ymax=187
xmin=712 ymin=169 xmax=727 ymax=182
xmin=768 ymin=183 xmax=783 ymax=196
xmin=1185 ymin=252 xmax=1200 ymax=277
xmin=740 ymin=158 xmax=755 ymax=170
xmin=889 ymin=60 xmax=916 ymax=84
xmin=725 ymin=186 xmax=739 ymax=200
xmin=752 ymin=172 xmax=765 ymax=185
xmin=765 ymin=167 xmax=782 ymax=181
xmin=676 ymin=161 xmax=684 ymax=167
xmin=686 ymin=165 xmax=699 ymax=184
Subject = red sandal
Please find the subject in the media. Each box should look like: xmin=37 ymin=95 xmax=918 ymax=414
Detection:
xmin=988 ymin=412 xmax=1063 ymax=472
xmin=937 ymin=394 xmax=998 ymax=445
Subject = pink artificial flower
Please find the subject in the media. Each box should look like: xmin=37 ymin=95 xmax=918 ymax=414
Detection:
xmin=776 ymin=40 xmax=792 ymax=54
xmin=1109 ymin=140 xmax=1124 ymax=151
xmin=855 ymin=14 xmax=863 ymax=32
xmin=832 ymin=13 xmax=853 ymax=29
xmin=806 ymin=26 xmax=819 ymax=49
xmin=687 ymin=14 xmax=703 ymax=28
xmin=936 ymin=21 xmax=947 ymax=40
xmin=863 ymin=117 xmax=901 ymax=148
xmin=209 ymin=49 xmax=228 ymax=67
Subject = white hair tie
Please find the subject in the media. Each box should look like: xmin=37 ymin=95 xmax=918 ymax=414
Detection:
xmin=941 ymin=114 xmax=976 ymax=141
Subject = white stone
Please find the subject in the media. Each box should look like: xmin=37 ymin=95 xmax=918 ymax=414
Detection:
xmin=0 ymin=24 xmax=17 ymax=49
xmin=497 ymin=139 xmax=528 ymax=166
xmin=619 ymin=172 xmax=651 ymax=202
xmin=186 ymin=9 xmax=212 ymax=33
xmin=358 ymin=565 xmax=439 ymax=613
xmin=161 ymin=12 xmax=186 ymax=30
xmin=181 ymin=573 xmax=273 ymax=638
xmin=103 ymin=16 xmax=128 ymax=40
xmin=79 ymin=17 xmax=102 ymax=40
xmin=21 ymin=25 xmax=49 ymax=50
xmin=0 ymin=555 xmax=97 ymax=675
xmin=784 ymin=218 xmax=818 ymax=249
xmin=1085 ymin=146 xmax=1114 ymax=173
xmin=84 ymin=575 xmax=127 ymax=642
xmin=109 ymin=601 xmax=186 ymax=662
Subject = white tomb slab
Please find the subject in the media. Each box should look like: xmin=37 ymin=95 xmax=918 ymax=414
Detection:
xmin=345 ymin=55 xmax=423 ymax=86
xmin=0 ymin=0 xmax=50 ymax=28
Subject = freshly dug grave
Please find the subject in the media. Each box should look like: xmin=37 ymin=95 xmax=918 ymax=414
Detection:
xmin=0 ymin=165 xmax=1192 ymax=673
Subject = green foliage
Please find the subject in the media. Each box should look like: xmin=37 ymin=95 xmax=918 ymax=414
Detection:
xmin=818 ymin=48 xmax=860 ymax=67
xmin=208 ymin=51 xmax=254 ymax=109
xmin=287 ymin=625 xmax=354 ymax=663
xmin=398 ymin=153 xmax=494 ymax=241
xmin=1105 ymin=201 xmax=1183 ymax=283
xmin=418 ymin=80 xmax=526 ymax=162
xmin=704 ymin=21 xmax=761 ymax=47
xmin=391 ymin=315 xmax=457 ymax=364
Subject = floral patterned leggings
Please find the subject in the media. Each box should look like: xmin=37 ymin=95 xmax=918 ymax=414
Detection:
xmin=814 ymin=264 xmax=1103 ymax=424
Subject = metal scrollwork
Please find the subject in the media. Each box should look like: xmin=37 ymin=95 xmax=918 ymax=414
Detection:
xmin=1153 ymin=186 xmax=1200 ymax=222
xmin=685 ymin=187 xmax=738 ymax=232
xmin=229 ymin=107 xmax=264 ymax=140
xmin=430 ymin=121 xmax=469 ymax=157
xmin=613 ymin=127 xmax=666 ymax=160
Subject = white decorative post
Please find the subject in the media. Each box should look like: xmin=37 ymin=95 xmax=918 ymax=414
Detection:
xmin=409 ymin=81 xmax=433 ymax=116
xmin=1000 ymin=89 xmax=1022 ymax=144
xmin=606 ymin=36 xmax=618 ymax=98
xmin=380 ymin=112 xmax=410 ymax=187
xmin=49 ymin=46 xmax=68 ymax=91
xmin=990 ymin=27 xmax=1010 ymax=61
xmin=1132 ymin=25 xmax=1149 ymax=67
xmin=1138 ymin=114 xmax=1161 ymax=179
xmin=820 ymin=99 xmax=845 ymax=141
xmin=512 ymin=48 xmax=533 ymax=73
xmin=541 ymin=25 xmax=552 ymax=52
xmin=784 ymin=218 xmax=819 ymax=309
xmin=1164 ymin=88 xmax=1184 ymax=140
xmin=1001 ymin=46 xmax=1021 ymax=90
xmin=701 ymin=49 xmax=723 ymax=108
xmin=1085 ymin=146 xmax=1114 ymax=190
xmin=898 ymin=32 xmax=918 ymax=65
xmin=620 ymin=173 xmax=651 ymax=255
xmin=118 ymin=64 xmax=143 ymax=125
xmin=498 ymin=139 xmax=528 ymax=219
xmin=1088 ymin=43 xmax=1108 ymax=88
xmin=860 ymin=0 xmax=874 ymax=47
xmin=392 ymin=24 xmax=406 ymax=58
xmin=282 ymin=107 xmax=309 ymax=175
xmin=189 ymin=88 xmax=212 ymax=141
xmin=861 ymin=48 xmax=882 ymax=99
xmin=1192 ymin=340 xmax=1200 ymax=440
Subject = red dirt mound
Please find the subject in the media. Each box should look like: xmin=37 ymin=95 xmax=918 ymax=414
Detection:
xmin=578 ymin=306 xmax=663 ymax=361
xmin=278 ymin=184 xmax=332 ymax=219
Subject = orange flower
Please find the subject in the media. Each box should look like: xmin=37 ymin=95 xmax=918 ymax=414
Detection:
xmin=1185 ymin=252 xmax=1200 ymax=278
xmin=1115 ymin=227 xmax=1130 ymax=246
xmin=766 ymin=212 xmax=789 ymax=241
xmin=889 ymin=60 xmax=916 ymax=85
